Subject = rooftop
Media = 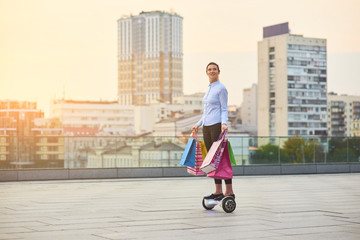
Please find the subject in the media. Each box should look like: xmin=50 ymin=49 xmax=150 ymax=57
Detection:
xmin=1 ymin=173 xmax=359 ymax=240
xmin=53 ymin=99 xmax=118 ymax=105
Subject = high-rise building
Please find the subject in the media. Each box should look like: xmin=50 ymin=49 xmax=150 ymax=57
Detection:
xmin=117 ymin=11 xmax=183 ymax=105
xmin=327 ymin=92 xmax=360 ymax=137
xmin=257 ymin=22 xmax=327 ymax=137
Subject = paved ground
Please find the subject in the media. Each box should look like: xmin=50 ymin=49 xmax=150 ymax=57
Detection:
xmin=0 ymin=174 xmax=360 ymax=240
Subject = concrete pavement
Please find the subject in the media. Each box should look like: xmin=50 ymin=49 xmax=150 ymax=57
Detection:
xmin=0 ymin=174 xmax=360 ymax=240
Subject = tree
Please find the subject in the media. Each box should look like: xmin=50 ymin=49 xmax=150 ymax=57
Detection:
xmin=327 ymin=137 xmax=360 ymax=162
xmin=282 ymin=138 xmax=321 ymax=164
xmin=330 ymin=148 xmax=357 ymax=163
xmin=328 ymin=137 xmax=346 ymax=156
xmin=251 ymin=143 xmax=289 ymax=164
xmin=347 ymin=138 xmax=360 ymax=162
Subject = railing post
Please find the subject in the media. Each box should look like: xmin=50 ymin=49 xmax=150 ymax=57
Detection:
xmin=278 ymin=137 xmax=280 ymax=165
xmin=313 ymin=138 xmax=315 ymax=164
xmin=347 ymin=137 xmax=349 ymax=163
xmin=241 ymin=136 xmax=243 ymax=166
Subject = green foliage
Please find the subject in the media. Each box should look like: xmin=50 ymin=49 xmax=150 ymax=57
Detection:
xmin=328 ymin=148 xmax=357 ymax=162
xmin=248 ymin=137 xmax=359 ymax=165
xmin=251 ymin=143 xmax=289 ymax=164
xmin=282 ymin=138 xmax=317 ymax=163
xmin=347 ymin=138 xmax=360 ymax=161
xmin=327 ymin=137 xmax=360 ymax=162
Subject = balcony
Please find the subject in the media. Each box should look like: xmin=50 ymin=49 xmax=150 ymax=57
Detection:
xmin=330 ymin=114 xmax=344 ymax=120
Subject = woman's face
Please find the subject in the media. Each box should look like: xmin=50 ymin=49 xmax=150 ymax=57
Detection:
xmin=206 ymin=64 xmax=220 ymax=83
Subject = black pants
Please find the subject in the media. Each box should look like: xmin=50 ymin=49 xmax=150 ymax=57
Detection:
xmin=203 ymin=123 xmax=232 ymax=185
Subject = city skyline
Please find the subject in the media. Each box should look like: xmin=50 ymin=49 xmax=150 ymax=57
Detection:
xmin=1 ymin=0 xmax=360 ymax=116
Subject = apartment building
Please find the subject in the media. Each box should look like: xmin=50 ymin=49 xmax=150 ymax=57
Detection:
xmin=327 ymin=93 xmax=360 ymax=137
xmin=258 ymin=22 xmax=327 ymax=137
xmin=240 ymin=84 xmax=257 ymax=134
xmin=0 ymin=100 xmax=64 ymax=168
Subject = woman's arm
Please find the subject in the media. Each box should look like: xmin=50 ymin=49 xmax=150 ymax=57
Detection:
xmin=219 ymin=87 xmax=228 ymax=132
xmin=192 ymin=114 xmax=204 ymax=133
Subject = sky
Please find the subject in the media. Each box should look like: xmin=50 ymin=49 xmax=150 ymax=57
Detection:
xmin=1 ymin=0 xmax=360 ymax=116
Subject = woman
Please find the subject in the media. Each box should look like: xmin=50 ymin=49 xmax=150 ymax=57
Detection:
xmin=192 ymin=62 xmax=234 ymax=200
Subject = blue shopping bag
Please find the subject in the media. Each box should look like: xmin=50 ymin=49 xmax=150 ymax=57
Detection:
xmin=180 ymin=138 xmax=196 ymax=167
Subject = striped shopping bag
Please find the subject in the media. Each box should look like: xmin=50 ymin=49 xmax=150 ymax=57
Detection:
xmin=200 ymin=130 xmax=227 ymax=173
xmin=187 ymin=140 xmax=207 ymax=176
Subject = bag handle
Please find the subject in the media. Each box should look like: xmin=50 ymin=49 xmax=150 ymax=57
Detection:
xmin=216 ymin=129 xmax=227 ymax=141
xmin=191 ymin=131 xmax=199 ymax=142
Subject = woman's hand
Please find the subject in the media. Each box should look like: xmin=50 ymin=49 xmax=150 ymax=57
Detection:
xmin=221 ymin=124 xmax=228 ymax=133
xmin=192 ymin=124 xmax=199 ymax=135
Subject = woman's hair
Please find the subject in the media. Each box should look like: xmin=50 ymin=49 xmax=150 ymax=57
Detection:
xmin=206 ymin=62 xmax=220 ymax=73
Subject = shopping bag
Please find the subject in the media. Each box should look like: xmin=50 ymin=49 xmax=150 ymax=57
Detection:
xmin=200 ymin=141 xmax=207 ymax=160
xmin=180 ymin=137 xmax=196 ymax=167
xmin=187 ymin=140 xmax=206 ymax=176
xmin=228 ymin=141 xmax=236 ymax=166
xmin=213 ymin=139 xmax=227 ymax=169
xmin=200 ymin=130 xmax=227 ymax=173
xmin=207 ymin=140 xmax=233 ymax=180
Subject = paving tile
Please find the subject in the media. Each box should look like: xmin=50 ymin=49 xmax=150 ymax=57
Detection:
xmin=269 ymin=225 xmax=349 ymax=235
xmin=0 ymin=233 xmax=22 ymax=240
xmin=0 ymin=227 xmax=34 ymax=234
